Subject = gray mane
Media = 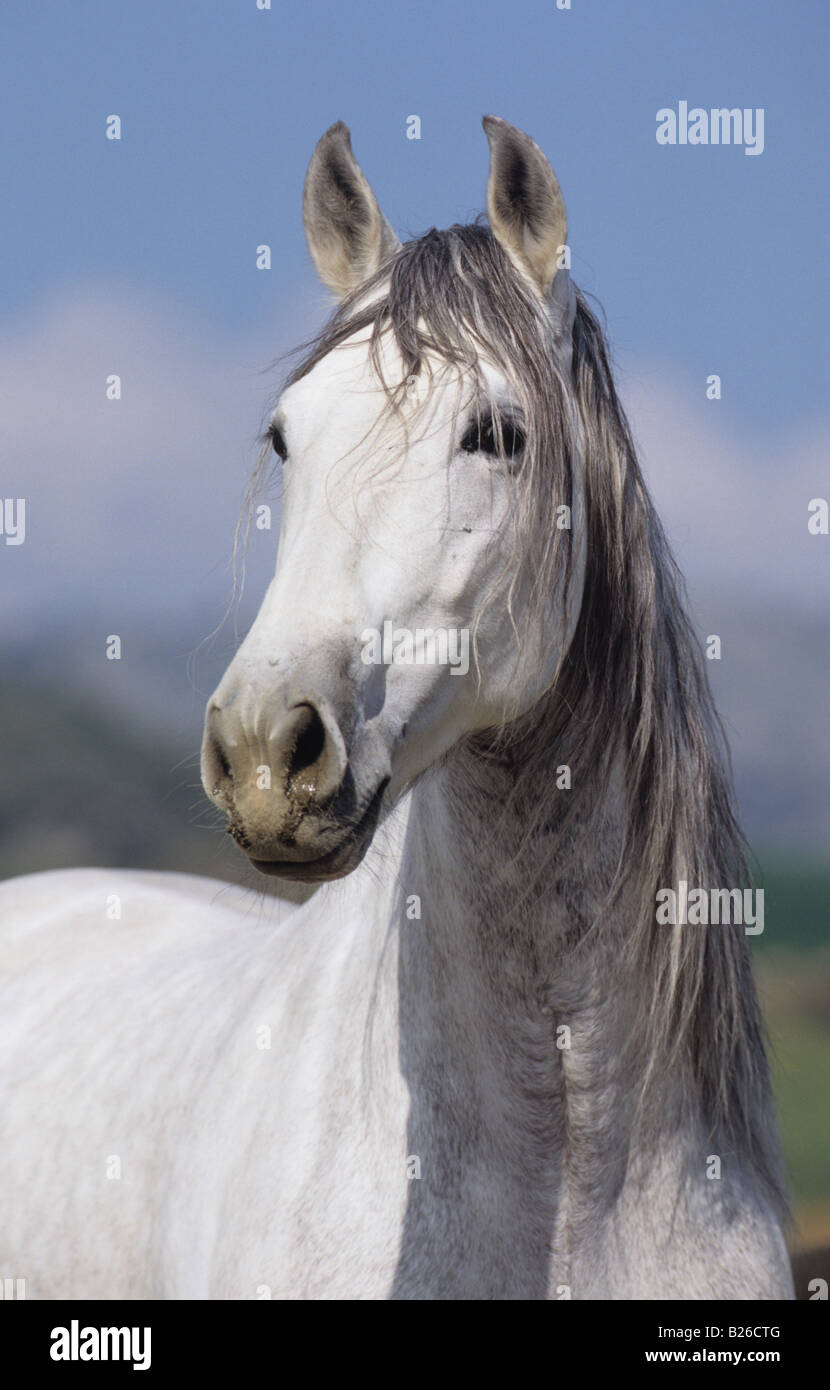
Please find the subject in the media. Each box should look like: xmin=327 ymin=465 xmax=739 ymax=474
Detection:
xmin=279 ymin=222 xmax=788 ymax=1219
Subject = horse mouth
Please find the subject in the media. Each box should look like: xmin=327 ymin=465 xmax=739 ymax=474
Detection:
xmin=249 ymin=778 xmax=389 ymax=883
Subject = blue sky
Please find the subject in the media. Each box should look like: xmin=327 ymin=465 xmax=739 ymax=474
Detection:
xmin=2 ymin=0 xmax=827 ymax=432
xmin=0 ymin=0 xmax=827 ymax=644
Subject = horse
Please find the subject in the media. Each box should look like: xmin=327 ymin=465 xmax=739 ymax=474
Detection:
xmin=0 ymin=117 xmax=793 ymax=1299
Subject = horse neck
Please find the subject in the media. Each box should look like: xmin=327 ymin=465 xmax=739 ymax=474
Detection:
xmin=389 ymin=728 xmax=686 ymax=1235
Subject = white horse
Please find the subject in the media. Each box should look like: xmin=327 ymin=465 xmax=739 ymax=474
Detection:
xmin=0 ymin=118 xmax=793 ymax=1299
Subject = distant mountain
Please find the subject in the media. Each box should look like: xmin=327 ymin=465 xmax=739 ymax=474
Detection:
xmin=2 ymin=596 xmax=829 ymax=869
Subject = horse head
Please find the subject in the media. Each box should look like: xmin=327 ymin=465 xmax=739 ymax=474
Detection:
xmin=202 ymin=118 xmax=584 ymax=880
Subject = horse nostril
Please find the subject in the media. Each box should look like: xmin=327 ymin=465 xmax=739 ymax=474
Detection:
xmin=208 ymin=732 xmax=234 ymax=799
xmin=287 ymin=704 xmax=327 ymax=786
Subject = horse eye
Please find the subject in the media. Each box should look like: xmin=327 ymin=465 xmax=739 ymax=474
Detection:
xmin=460 ymin=415 xmax=525 ymax=461
xmin=500 ymin=421 xmax=525 ymax=459
xmin=269 ymin=425 xmax=288 ymax=460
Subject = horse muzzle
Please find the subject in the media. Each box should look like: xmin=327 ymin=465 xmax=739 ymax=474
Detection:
xmin=201 ymin=691 xmax=389 ymax=881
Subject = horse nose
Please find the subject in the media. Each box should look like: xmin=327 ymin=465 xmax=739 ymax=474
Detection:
xmin=202 ymin=696 xmax=348 ymax=827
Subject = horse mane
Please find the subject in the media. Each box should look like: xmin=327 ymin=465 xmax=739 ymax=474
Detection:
xmin=561 ymin=299 xmax=786 ymax=1218
xmin=277 ymin=222 xmax=788 ymax=1218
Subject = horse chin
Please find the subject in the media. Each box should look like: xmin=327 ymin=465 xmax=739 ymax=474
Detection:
xmin=249 ymin=845 xmax=365 ymax=884
xmin=248 ymin=777 xmax=389 ymax=884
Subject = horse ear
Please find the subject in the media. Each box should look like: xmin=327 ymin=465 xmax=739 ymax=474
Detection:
xmin=482 ymin=116 xmax=568 ymax=298
xmin=303 ymin=122 xmax=400 ymax=299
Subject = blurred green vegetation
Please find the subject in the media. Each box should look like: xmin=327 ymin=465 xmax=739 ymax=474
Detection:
xmin=754 ymin=855 xmax=830 ymax=954
xmin=0 ymin=679 xmax=827 ymax=1245
xmin=771 ymin=1013 xmax=830 ymax=1201
xmin=751 ymin=857 xmax=830 ymax=1243
xmin=0 ymin=678 xmax=232 ymax=882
